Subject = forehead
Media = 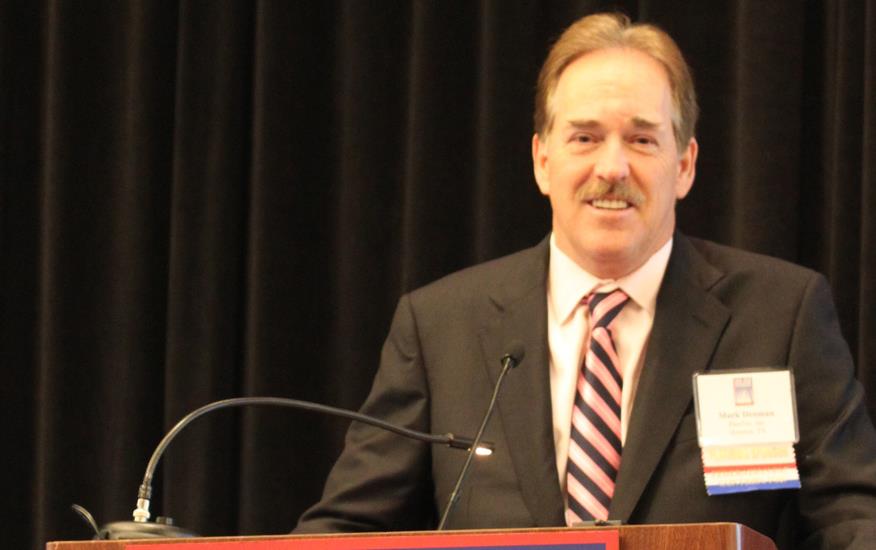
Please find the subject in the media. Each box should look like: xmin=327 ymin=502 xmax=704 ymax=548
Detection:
xmin=551 ymin=48 xmax=674 ymax=127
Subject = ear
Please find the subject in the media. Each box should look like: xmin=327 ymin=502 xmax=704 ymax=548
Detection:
xmin=532 ymin=133 xmax=551 ymax=195
xmin=675 ymin=137 xmax=698 ymax=199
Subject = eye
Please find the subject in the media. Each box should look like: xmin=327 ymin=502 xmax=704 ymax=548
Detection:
xmin=630 ymin=135 xmax=659 ymax=148
xmin=568 ymin=132 xmax=599 ymax=149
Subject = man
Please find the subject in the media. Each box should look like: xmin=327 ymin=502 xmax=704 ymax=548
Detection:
xmin=296 ymin=13 xmax=876 ymax=548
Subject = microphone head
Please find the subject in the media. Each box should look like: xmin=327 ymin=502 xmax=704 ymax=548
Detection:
xmin=502 ymin=340 xmax=526 ymax=368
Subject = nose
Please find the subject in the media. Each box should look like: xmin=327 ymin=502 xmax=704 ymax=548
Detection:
xmin=593 ymin=138 xmax=630 ymax=182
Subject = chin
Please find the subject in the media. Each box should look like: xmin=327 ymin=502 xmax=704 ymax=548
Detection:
xmin=573 ymin=238 xmax=644 ymax=277
xmin=583 ymin=236 xmax=636 ymax=259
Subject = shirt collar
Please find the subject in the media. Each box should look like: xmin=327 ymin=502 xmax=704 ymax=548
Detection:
xmin=548 ymin=234 xmax=673 ymax=324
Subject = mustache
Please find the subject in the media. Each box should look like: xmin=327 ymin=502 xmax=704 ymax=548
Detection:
xmin=574 ymin=179 xmax=645 ymax=206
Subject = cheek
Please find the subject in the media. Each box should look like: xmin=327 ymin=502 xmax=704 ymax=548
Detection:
xmin=551 ymin=159 xmax=590 ymax=189
xmin=639 ymin=161 xmax=682 ymax=201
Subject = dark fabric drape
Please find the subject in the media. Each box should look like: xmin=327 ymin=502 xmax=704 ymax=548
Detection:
xmin=2 ymin=1 xmax=874 ymax=548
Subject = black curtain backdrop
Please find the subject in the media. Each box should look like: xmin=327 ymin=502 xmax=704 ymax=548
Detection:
xmin=2 ymin=1 xmax=875 ymax=548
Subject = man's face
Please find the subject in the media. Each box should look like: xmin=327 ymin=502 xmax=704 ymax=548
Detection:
xmin=532 ymin=48 xmax=697 ymax=279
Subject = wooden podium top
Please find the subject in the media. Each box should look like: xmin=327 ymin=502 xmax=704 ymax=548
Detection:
xmin=47 ymin=523 xmax=777 ymax=550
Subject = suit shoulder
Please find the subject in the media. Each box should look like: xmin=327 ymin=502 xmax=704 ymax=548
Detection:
xmin=406 ymin=240 xmax=547 ymax=309
xmin=686 ymin=236 xmax=822 ymax=288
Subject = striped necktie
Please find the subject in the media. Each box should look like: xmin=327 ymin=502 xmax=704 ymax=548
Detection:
xmin=566 ymin=289 xmax=629 ymax=525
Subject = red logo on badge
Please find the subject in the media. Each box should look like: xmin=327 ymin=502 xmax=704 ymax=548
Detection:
xmin=733 ymin=377 xmax=754 ymax=406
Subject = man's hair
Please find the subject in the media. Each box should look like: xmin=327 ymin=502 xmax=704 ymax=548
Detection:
xmin=534 ymin=12 xmax=698 ymax=150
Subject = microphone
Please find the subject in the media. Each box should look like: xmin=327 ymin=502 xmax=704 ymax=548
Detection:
xmin=437 ymin=340 xmax=525 ymax=530
xmin=85 ymin=397 xmax=492 ymax=539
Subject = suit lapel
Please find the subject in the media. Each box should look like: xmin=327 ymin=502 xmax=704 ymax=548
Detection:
xmin=478 ymin=238 xmax=566 ymax=526
xmin=610 ymin=235 xmax=730 ymax=521
xmin=473 ymin=235 xmax=730 ymax=525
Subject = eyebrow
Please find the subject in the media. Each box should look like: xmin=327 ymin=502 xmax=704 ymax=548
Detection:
xmin=565 ymin=117 xmax=664 ymax=130
xmin=566 ymin=119 xmax=601 ymax=130
xmin=631 ymin=116 xmax=661 ymax=130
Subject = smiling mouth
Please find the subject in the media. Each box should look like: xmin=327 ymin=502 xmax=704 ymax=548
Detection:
xmin=589 ymin=198 xmax=632 ymax=210
xmin=576 ymin=180 xmax=644 ymax=210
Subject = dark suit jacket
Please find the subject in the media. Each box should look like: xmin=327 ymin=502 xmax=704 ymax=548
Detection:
xmin=296 ymin=234 xmax=876 ymax=549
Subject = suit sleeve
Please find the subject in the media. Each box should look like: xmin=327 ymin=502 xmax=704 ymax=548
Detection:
xmin=294 ymin=294 xmax=437 ymax=533
xmin=791 ymin=274 xmax=876 ymax=548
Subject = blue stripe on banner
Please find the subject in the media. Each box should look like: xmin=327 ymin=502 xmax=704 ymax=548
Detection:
xmin=706 ymin=480 xmax=801 ymax=495
xmin=417 ymin=545 xmax=606 ymax=550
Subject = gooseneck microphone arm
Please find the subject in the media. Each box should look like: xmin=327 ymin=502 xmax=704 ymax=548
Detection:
xmin=132 ymin=396 xmax=490 ymax=525
xmin=437 ymin=341 xmax=525 ymax=530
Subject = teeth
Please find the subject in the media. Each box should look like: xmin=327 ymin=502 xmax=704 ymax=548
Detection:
xmin=591 ymin=199 xmax=630 ymax=210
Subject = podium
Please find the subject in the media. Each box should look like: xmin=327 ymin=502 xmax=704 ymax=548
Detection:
xmin=47 ymin=523 xmax=777 ymax=550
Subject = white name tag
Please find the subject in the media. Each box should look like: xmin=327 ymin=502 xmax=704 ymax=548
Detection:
xmin=693 ymin=369 xmax=799 ymax=447
xmin=692 ymin=369 xmax=801 ymax=495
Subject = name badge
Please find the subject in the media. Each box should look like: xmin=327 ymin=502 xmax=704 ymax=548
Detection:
xmin=693 ymin=369 xmax=801 ymax=495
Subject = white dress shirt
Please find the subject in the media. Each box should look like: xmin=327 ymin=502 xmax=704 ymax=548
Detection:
xmin=547 ymin=234 xmax=672 ymax=496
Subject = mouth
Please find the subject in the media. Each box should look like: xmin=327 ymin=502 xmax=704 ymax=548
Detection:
xmin=575 ymin=180 xmax=644 ymax=211
xmin=589 ymin=198 xmax=632 ymax=210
